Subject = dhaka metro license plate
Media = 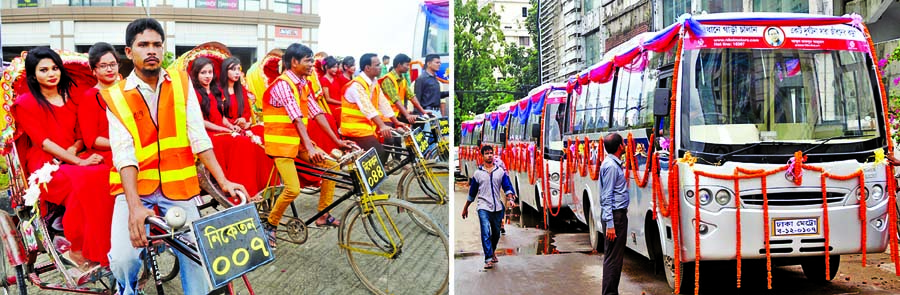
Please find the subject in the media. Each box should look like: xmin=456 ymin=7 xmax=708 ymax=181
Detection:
xmin=773 ymin=217 xmax=819 ymax=237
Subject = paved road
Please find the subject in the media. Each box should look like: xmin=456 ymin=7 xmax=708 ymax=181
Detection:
xmin=453 ymin=181 xmax=900 ymax=295
xmin=20 ymin=168 xmax=449 ymax=295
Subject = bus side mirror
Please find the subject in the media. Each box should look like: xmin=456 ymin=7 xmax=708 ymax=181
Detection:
xmin=500 ymin=131 xmax=507 ymax=141
xmin=532 ymin=124 xmax=541 ymax=138
xmin=654 ymin=88 xmax=671 ymax=117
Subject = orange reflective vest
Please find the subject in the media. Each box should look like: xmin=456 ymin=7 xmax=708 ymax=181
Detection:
xmin=340 ymin=76 xmax=381 ymax=138
xmin=101 ymin=70 xmax=199 ymax=200
xmin=308 ymin=73 xmax=331 ymax=115
xmin=262 ymin=74 xmax=312 ymax=157
xmin=378 ymin=71 xmax=407 ymax=118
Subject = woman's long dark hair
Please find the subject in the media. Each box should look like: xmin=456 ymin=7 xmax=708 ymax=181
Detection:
xmin=220 ymin=57 xmax=245 ymax=119
xmin=24 ymin=47 xmax=75 ymax=112
xmin=189 ymin=57 xmax=222 ymax=119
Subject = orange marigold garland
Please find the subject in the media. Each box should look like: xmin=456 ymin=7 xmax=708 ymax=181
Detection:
xmin=693 ymin=172 xmax=701 ymax=295
xmin=858 ymin=173 xmax=867 ymax=266
xmin=887 ymin=165 xmax=900 ymax=274
xmin=762 ymin=176 xmax=772 ymax=289
xmin=821 ymin=173 xmax=831 ymax=281
xmin=734 ymin=172 xmax=742 ymax=288
xmin=668 ymin=35 xmax=685 ymax=294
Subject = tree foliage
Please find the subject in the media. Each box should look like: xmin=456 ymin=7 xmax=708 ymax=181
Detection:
xmin=454 ymin=0 xmax=541 ymax=142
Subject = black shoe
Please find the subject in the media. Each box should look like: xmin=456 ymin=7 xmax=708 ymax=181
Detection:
xmin=500 ymin=227 xmax=506 ymax=235
xmin=263 ymin=222 xmax=278 ymax=250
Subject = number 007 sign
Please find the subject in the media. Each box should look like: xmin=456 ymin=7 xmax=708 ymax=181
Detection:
xmin=192 ymin=204 xmax=275 ymax=289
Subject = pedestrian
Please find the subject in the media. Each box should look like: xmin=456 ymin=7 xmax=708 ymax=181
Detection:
xmin=598 ymin=132 xmax=628 ymax=295
xmin=413 ymin=54 xmax=448 ymax=116
xmin=461 ymin=145 xmax=517 ymax=269
xmin=102 ymin=18 xmax=247 ymax=295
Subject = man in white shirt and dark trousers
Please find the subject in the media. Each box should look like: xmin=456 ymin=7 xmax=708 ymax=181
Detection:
xmin=599 ymin=133 xmax=628 ymax=295
xmin=461 ymin=146 xmax=516 ymax=269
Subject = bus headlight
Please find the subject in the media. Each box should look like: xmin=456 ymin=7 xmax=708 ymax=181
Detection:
xmin=698 ymin=189 xmax=712 ymax=206
xmin=871 ymin=185 xmax=884 ymax=202
xmin=856 ymin=187 xmax=870 ymax=201
xmin=550 ymin=173 xmax=560 ymax=182
xmin=715 ymin=189 xmax=731 ymax=206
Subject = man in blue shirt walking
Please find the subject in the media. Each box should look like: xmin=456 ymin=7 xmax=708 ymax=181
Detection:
xmin=599 ymin=133 xmax=628 ymax=295
xmin=461 ymin=145 xmax=516 ymax=269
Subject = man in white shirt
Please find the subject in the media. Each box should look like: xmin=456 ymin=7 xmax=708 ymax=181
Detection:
xmin=103 ymin=18 xmax=246 ymax=295
xmin=339 ymin=53 xmax=407 ymax=163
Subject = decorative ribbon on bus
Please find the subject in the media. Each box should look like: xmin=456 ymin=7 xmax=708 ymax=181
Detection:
xmin=489 ymin=112 xmax=499 ymax=130
xmin=683 ymin=23 xmax=869 ymax=52
xmin=498 ymin=109 xmax=509 ymax=126
xmin=530 ymin=90 xmax=545 ymax=115
xmin=193 ymin=204 xmax=275 ymax=290
xmin=460 ymin=122 xmax=469 ymax=137
xmin=517 ymin=99 xmax=530 ymax=125
xmin=421 ymin=0 xmax=449 ymax=30
xmin=509 ymin=103 xmax=519 ymax=118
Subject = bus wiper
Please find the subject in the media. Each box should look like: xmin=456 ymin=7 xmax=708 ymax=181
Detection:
xmin=801 ymin=134 xmax=870 ymax=154
xmin=716 ymin=141 xmax=789 ymax=162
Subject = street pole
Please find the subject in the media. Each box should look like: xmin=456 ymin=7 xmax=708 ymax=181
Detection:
xmin=537 ymin=0 xmax=542 ymax=85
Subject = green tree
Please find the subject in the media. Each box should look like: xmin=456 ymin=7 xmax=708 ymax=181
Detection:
xmin=453 ymin=0 xmax=506 ymax=140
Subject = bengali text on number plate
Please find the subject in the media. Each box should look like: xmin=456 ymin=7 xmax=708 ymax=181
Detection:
xmin=772 ymin=217 xmax=818 ymax=237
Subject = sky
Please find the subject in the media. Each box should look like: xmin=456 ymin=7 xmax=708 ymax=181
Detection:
xmin=318 ymin=0 xmax=423 ymax=61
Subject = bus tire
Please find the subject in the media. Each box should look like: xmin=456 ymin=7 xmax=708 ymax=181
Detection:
xmin=645 ymin=214 xmax=664 ymax=275
xmin=801 ymin=255 xmax=840 ymax=282
xmin=585 ymin=198 xmax=603 ymax=252
xmin=664 ymin=257 xmax=694 ymax=293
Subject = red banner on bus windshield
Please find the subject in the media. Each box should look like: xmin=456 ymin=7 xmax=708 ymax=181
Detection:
xmin=684 ymin=24 xmax=868 ymax=52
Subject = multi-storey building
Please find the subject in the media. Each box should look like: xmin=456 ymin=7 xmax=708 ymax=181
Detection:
xmin=1 ymin=0 xmax=321 ymax=72
xmin=480 ymin=0 xmax=532 ymax=48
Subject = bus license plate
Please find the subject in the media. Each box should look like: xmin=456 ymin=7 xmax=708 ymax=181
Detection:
xmin=773 ymin=217 xmax=818 ymax=237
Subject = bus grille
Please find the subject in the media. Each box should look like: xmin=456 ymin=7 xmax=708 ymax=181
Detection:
xmin=741 ymin=192 xmax=844 ymax=206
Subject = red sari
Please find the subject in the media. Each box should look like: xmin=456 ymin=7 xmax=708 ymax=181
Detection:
xmin=320 ymin=74 xmax=344 ymax=120
xmin=198 ymin=90 xmax=274 ymax=196
xmin=12 ymin=92 xmax=113 ymax=265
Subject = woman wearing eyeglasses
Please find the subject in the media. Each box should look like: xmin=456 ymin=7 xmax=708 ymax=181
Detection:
xmin=11 ymin=46 xmax=112 ymax=272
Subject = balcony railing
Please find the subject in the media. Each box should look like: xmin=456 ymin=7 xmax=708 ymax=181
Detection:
xmin=562 ymin=0 xmax=581 ymax=13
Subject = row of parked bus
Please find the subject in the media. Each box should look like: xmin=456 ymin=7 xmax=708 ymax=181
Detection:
xmin=458 ymin=12 xmax=900 ymax=292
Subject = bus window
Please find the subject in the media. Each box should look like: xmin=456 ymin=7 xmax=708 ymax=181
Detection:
xmin=635 ymin=67 xmax=660 ymax=130
xmin=584 ymin=83 xmax=599 ymax=132
xmin=595 ymin=81 xmax=613 ymax=131
xmin=621 ymin=70 xmax=646 ymax=128
xmin=574 ymin=86 xmax=588 ymax=133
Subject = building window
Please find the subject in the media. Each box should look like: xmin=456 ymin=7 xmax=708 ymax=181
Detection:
xmin=275 ymin=0 xmax=304 ymax=14
xmin=753 ymin=0 xmax=808 ymax=13
xmin=69 ymin=0 xmax=135 ymax=6
xmin=521 ymin=7 xmax=527 ymax=17
xmin=519 ymin=36 xmax=530 ymax=47
xmin=584 ymin=32 xmax=601 ymax=66
xmin=702 ymin=0 xmax=743 ymax=13
xmin=662 ymin=0 xmax=690 ymax=27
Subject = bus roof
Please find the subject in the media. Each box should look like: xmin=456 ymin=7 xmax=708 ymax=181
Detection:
xmin=527 ymin=82 xmax=567 ymax=97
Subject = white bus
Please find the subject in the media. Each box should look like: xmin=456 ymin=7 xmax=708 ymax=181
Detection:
xmin=564 ymin=13 xmax=896 ymax=290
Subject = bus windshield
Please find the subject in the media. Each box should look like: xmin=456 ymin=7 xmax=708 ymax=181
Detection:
xmin=423 ymin=18 xmax=449 ymax=56
xmin=545 ymin=103 xmax=565 ymax=149
xmin=680 ymin=48 xmax=883 ymax=154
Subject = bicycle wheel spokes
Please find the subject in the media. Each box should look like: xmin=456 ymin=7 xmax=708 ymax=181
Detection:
xmin=341 ymin=199 xmax=449 ymax=295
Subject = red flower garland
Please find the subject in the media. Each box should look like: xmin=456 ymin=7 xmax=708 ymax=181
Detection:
xmin=734 ymin=171 xmax=742 ymax=288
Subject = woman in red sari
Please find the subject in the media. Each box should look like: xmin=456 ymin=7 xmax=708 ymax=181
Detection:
xmin=319 ymin=56 xmax=343 ymax=119
xmin=12 ymin=47 xmax=110 ymax=270
xmin=191 ymin=57 xmax=273 ymax=197
xmin=220 ymin=57 xmax=256 ymax=133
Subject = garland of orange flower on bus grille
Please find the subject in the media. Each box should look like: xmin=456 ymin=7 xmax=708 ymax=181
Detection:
xmin=864 ymin=21 xmax=900 ymax=276
xmin=667 ymin=36 xmax=685 ymax=294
